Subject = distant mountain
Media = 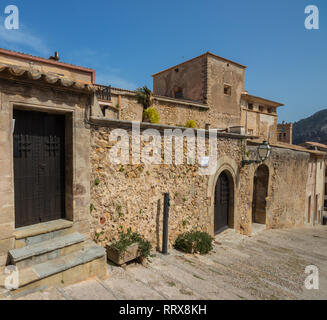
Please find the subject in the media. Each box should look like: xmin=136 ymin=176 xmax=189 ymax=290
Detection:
xmin=293 ymin=108 xmax=327 ymax=145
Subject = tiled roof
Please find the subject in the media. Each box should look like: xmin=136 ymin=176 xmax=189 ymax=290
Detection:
xmin=249 ymin=140 xmax=325 ymax=155
xmin=0 ymin=48 xmax=95 ymax=72
xmin=241 ymin=93 xmax=284 ymax=107
xmin=0 ymin=48 xmax=96 ymax=84
xmin=0 ymin=63 xmax=94 ymax=92
xmin=301 ymin=141 xmax=327 ymax=149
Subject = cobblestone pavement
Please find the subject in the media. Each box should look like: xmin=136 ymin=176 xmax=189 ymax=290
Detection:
xmin=15 ymin=225 xmax=327 ymax=300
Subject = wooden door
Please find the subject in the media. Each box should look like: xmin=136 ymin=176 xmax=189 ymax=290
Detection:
xmin=214 ymin=172 xmax=229 ymax=234
xmin=13 ymin=109 xmax=65 ymax=228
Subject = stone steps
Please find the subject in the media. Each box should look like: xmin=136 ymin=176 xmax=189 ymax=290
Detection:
xmin=1 ymin=243 xmax=107 ymax=299
xmin=0 ymin=220 xmax=107 ymax=299
xmin=9 ymin=233 xmax=86 ymax=269
xmin=14 ymin=219 xmax=75 ymax=249
xmin=0 ymin=242 xmax=107 ymax=298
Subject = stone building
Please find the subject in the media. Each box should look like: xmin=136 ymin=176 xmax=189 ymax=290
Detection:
xmin=0 ymin=48 xmax=106 ymax=295
xmin=277 ymin=122 xmax=293 ymax=144
xmin=0 ymin=48 xmax=325 ymax=295
xmin=151 ymin=52 xmax=283 ymax=142
xmin=90 ymin=53 xmax=325 ymax=238
xmin=93 ymin=52 xmax=283 ymax=142
xmin=305 ymin=152 xmax=325 ymax=225
xmin=299 ymin=141 xmax=327 ymax=223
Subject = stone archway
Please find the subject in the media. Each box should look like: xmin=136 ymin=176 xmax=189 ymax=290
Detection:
xmin=252 ymin=164 xmax=270 ymax=224
xmin=214 ymin=170 xmax=235 ymax=234
xmin=208 ymin=157 xmax=238 ymax=236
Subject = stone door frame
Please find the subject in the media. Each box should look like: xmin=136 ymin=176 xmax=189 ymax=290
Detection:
xmin=12 ymin=102 xmax=74 ymax=226
xmin=208 ymin=156 xmax=238 ymax=236
xmin=0 ymin=84 xmax=91 ymax=267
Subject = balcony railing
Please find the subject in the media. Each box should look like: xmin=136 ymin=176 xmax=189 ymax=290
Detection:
xmin=96 ymin=85 xmax=111 ymax=101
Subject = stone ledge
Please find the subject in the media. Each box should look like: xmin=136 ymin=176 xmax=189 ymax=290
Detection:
xmin=9 ymin=233 xmax=86 ymax=263
xmin=14 ymin=220 xmax=74 ymax=240
xmin=33 ymin=244 xmax=106 ymax=279
xmin=89 ymin=116 xmax=254 ymax=140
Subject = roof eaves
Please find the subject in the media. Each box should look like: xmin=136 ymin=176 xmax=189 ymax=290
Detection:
xmin=0 ymin=48 xmax=96 ymax=83
xmin=242 ymin=93 xmax=284 ymax=107
xmin=0 ymin=63 xmax=94 ymax=93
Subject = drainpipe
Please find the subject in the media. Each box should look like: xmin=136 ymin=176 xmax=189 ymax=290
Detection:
xmin=162 ymin=193 xmax=170 ymax=255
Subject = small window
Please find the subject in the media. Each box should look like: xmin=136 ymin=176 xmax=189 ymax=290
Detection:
xmin=268 ymin=108 xmax=272 ymax=113
xmin=175 ymin=89 xmax=183 ymax=99
xmin=259 ymin=105 xmax=264 ymax=112
xmin=248 ymin=103 xmax=254 ymax=110
xmin=248 ymin=129 xmax=254 ymax=135
xmin=224 ymin=84 xmax=232 ymax=96
xmin=173 ymin=87 xmax=183 ymax=99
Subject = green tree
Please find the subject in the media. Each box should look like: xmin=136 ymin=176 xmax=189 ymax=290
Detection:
xmin=135 ymin=86 xmax=153 ymax=110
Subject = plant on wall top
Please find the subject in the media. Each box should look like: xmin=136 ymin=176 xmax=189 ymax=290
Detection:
xmin=135 ymin=86 xmax=153 ymax=110
xmin=143 ymin=107 xmax=160 ymax=124
xmin=185 ymin=120 xmax=197 ymax=128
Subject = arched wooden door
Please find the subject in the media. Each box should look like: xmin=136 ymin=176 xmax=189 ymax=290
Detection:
xmin=214 ymin=172 xmax=230 ymax=234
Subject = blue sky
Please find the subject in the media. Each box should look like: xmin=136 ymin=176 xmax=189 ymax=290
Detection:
xmin=0 ymin=0 xmax=326 ymax=123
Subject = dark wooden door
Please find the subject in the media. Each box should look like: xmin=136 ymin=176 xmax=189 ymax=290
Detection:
xmin=214 ymin=172 xmax=229 ymax=234
xmin=13 ymin=110 xmax=65 ymax=228
xmin=252 ymin=175 xmax=258 ymax=222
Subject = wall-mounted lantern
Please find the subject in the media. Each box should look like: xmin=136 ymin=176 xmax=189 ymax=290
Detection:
xmin=258 ymin=141 xmax=271 ymax=162
xmin=242 ymin=141 xmax=271 ymax=167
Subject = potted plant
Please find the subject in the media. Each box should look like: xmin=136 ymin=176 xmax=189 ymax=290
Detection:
xmin=106 ymin=228 xmax=152 ymax=266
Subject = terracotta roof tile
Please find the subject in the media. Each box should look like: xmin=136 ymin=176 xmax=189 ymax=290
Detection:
xmin=0 ymin=62 xmax=94 ymax=92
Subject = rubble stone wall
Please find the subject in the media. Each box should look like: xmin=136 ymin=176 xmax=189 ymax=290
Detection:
xmin=90 ymin=123 xmax=312 ymax=248
xmin=90 ymin=123 xmax=244 ymax=248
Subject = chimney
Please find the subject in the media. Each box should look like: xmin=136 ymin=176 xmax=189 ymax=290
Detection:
xmin=49 ymin=51 xmax=60 ymax=61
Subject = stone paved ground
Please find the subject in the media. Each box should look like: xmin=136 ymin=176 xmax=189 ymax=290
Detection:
xmin=14 ymin=225 xmax=327 ymax=300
